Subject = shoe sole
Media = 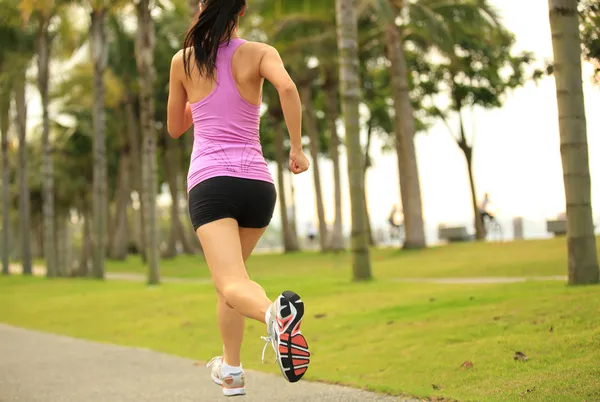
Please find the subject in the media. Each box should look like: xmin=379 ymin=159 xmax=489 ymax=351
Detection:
xmin=274 ymin=290 xmax=310 ymax=383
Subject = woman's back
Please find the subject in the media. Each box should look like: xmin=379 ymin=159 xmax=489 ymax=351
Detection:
xmin=182 ymin=39 xmax=266 ymax=107
xmin=174 ymin=38 xmax=273 ymax=192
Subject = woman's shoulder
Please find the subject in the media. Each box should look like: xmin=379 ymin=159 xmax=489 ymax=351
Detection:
xmin=237 ymin=41 xmax=282 ymax=64
xmin=240 ymin=40 xmax=274 ymax=54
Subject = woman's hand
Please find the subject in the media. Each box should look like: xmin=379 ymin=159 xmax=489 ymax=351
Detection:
xmin=289 ymin=148 xmax=310 ymax=174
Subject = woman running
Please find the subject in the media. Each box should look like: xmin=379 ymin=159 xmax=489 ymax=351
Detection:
xmin=167 ymin=0 xmax=311 ymax=397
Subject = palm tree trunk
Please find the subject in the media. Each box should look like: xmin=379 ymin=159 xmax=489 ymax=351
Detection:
xmin=54 ymin=216 xmax=65 ymax=276
xmin=324 ymin=77 xmax=345 ymax=251
xmin=136 ymin=0 xmax=160 ymax=285
xmin=124 ymin=93 xmax=147 ymax=261
xmin=79 ymin=211 xmax=92 ymax=276
xmin=363 ymin=118 xmax=375 ymax=246
xmin=386 ymin=23 xmax=426 ymax=250
xmin=0 ymin=78 xmax=9 ymax=276
xmin=15 ymin=70 xmax=32 ymax=275
xmin=274 ymin=118 xmax=300 ymax=253
xmin=299 ymin=84 xmax=329 ymax=252
xmin=163 ymin=133 xmax=195 ymax=255
xmin=288 ymin=170 xmax=299 ymax=238
xmin=109 ymin=150 xmax=130 ymax=260
xmin=90 ymin=9 xmax=108 ymax=279
xmin=38 ymin=17 xmax=57 ymax=278
xmin=548 ymin=0 xmax=599 ymax=284
xmin=335 ymin=0 xmax=372 ymax=280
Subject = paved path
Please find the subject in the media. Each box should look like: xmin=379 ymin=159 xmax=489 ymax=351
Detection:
xmin=7 ymin=264 xmax=566 ymax=285
xmin=0 ymin=324 xmax=415 ymax=402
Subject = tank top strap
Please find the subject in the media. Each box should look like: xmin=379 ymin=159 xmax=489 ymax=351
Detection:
xmin=216 ymin=38 xmax=246 ymax=88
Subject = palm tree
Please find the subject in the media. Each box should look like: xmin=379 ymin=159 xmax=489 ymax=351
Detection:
xmin=107 ymin=14 xmax=148 ymax=260
xmin=548 ymin=0 xmax=599 ymax=284
xmin=135 ymin=0 xmax=159 ymax=285
xmin=324 ymin=70 xmax=345 ymax=251
xmin=0 ymin=3 xmax=34 ymax=275
xmin=88 ymin=0 xmax=110 ymax=279
xmin=299 ymin=82 xmax=329 ymax=251
xmin=15 ymin=67 xmax=32 ymax=275
xmin=270 ymin=111 xmax=300 ymax=252
xmin=0 ymin=67 xmax=9 ymax=276
xmin=335 ymin=0 xmax=372 ymax=280
xmin=20 ymin=0 xmax=58 ymax=276
xmin=384 ymin=7 xmax=426 ymax=249
xmin=21 ymin=0 xmax=80 ymax=276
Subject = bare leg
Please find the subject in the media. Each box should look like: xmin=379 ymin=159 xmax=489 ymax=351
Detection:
xmin=216 ymin=226 xmax=269 ymax=367
xmin=196 ymin=219 xmax=272 ymax=365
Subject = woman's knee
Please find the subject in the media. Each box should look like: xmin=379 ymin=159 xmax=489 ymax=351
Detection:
xmin=214 ymin=276 xmax=247 ymax=302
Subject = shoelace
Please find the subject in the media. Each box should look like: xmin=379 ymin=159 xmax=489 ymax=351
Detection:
xmin=260 ymin=336 xmax=276 ymax=363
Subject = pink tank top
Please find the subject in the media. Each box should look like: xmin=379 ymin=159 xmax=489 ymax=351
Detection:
xmin=186 ymin=38 xmax=273 ymax=192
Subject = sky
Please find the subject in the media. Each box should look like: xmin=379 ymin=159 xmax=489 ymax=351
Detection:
xmin=24 ymin=0 xmax=600 ymax=240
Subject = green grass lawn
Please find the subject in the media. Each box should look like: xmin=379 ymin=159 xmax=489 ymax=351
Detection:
xmin=105 ymin=237 xmax=598 ymax=281
xmin=2 ymin=238 xmax=600 ymax=401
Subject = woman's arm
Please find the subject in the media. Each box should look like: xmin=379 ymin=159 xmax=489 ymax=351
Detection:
xmin=259 ymin=46 xmax=302 ymax=152
xmin=167 ymin=51 xmax=193 ymax=138
xmin=259 ymin=46 xmax=309 ymax=174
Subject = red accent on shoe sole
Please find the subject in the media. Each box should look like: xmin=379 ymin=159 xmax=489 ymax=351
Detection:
xmin=279 ymin=333 xmax=290 ymax=341
xmin=294 ymin=367 xmax=307 ymax=376
xmin=291 ymin=348 xmax=310 ymax=356
xmin=279 ymin=345 xmax=288 ymax=354
xmin=292 ymin=334 xmax=307 ymax=348
xmin=292 ymin=359 xmax=309 ymax=366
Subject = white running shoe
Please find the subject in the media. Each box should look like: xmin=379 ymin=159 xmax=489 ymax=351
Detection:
xmin=261 ymin=290 xmax=311 ymax=383
xmin=206 ymin=356 xmax=246 ymax=397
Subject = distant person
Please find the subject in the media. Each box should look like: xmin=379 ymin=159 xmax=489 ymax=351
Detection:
xmin=167 ymin=0 xmax=311 ymax=396
xmin=480 ymin=193 xmax=495 ymax=222
xmin=306 ymin=222 xmax=317 ymax=243
xmin=388 ymin=205 xmax=404 ymax=239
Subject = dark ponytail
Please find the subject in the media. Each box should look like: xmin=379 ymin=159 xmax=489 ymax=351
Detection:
xmin=183 ymin=0 xmax=246 ymax=79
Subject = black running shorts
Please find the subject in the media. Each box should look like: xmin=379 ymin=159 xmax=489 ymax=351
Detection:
xmin=188 ymin=176 xmax=277 ymax=231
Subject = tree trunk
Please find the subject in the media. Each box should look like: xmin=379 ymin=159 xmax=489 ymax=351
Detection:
xmin=90 ymin=9 xmax=108 ymax=279
xmin=386 ymin=23 xmax=426 ymax=250
xmin=548 ymin=0 xmax=599 ymax=284
xmin=456 ymin=112 xmax=485 ymax=240
xmin=163 ymin=133 xmax=195 ymax=255
xmin=335 ymin=0 xmax=372 ymax=280
xmin=38 ymin=18 xmax=57 ymax=278
xmin=0 ymin=76 xmax=9 ymax=276
xmin=136 ymin=0 xmax=160 ymax=285
xmin=299 ymin=84 xmax=329 ymax=252
xmin=15 ymin=70 xmax=32 ymax=275
xmin=288 ymin=170 xmax=298 ymax=236
xmin=363 ymin=119 xmax=375 ymax=246
xmin=274 ymin=118 xmax=300 ymax=253
xmin=162 ymin=138 xmax=178 ymax=259
xmin=462 ymin=143 xmax=484 ymax=240
xmin=54 ymin=216 xmax=64 ymax=276
xmin=79 ymin=211 xmax=92 ymax=277
xmin=324 ymin=77 xmax=345 ymax=251
xmin=124 ymin=93 xmax=147 ymax=260
xmin=55 ymin=217 xmax=70 ymax=276
xmin=109 ymin=150 xmax=130 ymax=260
